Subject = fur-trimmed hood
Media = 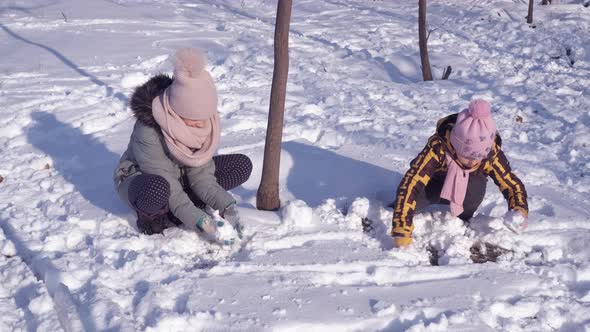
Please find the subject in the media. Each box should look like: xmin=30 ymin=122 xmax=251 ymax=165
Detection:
xmin=129 ymin=74 xmax=173 ymax=129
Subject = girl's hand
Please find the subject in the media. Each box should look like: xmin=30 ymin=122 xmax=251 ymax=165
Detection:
xmin=199 ymin=209 xmax=241 ymax=245
xmin=196 ymin=215 xmax=218 ymax=240
xmin=393 ymin=236 xmax=413 ymax=248
xmin=223 ymin=204 xmax=244 ymax=239
xmin=503 ymin=210 xmax=528 ymax=234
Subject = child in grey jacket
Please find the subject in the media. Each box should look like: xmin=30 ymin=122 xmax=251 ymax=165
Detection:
xmin=113 ymin=48 xmax=251 ymax=241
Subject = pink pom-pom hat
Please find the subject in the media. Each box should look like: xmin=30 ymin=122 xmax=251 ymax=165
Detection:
xmin=450 ymin=99 xmax=497 ymax=160
xmin=153 ymin=48 xmax=218 ymax=120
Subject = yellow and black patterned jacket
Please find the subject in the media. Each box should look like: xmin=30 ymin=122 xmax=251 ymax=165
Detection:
xmin=391 ymin=114 xmax=528 ymax=239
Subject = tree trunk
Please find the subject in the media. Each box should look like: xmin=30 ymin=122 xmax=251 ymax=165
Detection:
xmin=418 ymin=0 xmax=433 ymax=81
xmin=527 ymin=0 xmax=534 ymax=24
xmin=256 ymin=0 xmax=292 ymax=211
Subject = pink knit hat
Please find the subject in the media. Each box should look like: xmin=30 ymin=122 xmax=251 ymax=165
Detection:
xmin=153 ymin=48 xmax=218 ymax=120
xmin=450 ymin=99 xmax=497 ymax=160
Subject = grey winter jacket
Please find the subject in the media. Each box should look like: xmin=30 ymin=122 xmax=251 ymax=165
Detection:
xmin=113 ymin=74 xmax=235 ymax=229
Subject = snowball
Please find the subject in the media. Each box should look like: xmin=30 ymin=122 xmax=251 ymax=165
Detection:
xmin=314 ymin=199 xmax=345 ymax=225
xmin=347 ymin=197 xmax=370 ymax=218
xmin=207 ymin=208 xmax=239 ymax=246
xmin=281 ymin=200 xmax=314 ymax=229
xmin=344 ymin=197 xmax=370 ymax=230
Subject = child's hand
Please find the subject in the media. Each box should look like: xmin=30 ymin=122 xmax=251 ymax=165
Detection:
xmin=393 ymin=236 xmax=413 ymax=248
xmin=196 ymin=215 xmax=218 ymax=241
xmin=223 ymin=204 xmax=244 ymax=239
xmin=202 ymin=208 xmax=240 ymax=246
xmin=214 ymin=219 xmax=239 ymax=246
xmin=503 ymin=210 xmax=528 ymax=234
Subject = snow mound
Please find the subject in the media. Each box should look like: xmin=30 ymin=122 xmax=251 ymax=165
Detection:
xmin=280 ymin=200 xmax=315 ymax=231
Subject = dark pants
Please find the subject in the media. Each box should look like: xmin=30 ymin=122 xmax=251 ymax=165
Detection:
xmin=127 ymin=154 xmax=252 ymax=233
xmin=209 ymin=154 xmax=253 ymax=191
xmin=415 ymin=173 xmax=487 ymax=221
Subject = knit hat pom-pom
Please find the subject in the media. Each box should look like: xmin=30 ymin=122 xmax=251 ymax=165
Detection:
xmin=174 ymin=48 xmax=206 ymax=78
xmin=467 ymin=99 xmax=492 ymax=119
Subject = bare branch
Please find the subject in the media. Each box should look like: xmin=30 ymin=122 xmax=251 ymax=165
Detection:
xmin=441 ymin=65 xmax=452 ymax=80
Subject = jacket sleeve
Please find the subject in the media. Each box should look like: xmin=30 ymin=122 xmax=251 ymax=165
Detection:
xmin=391 ymin=137 xmax=443 ymax=239
xmin=185 ymin=160 xmax=236 ymax=212
xmin=131 ymin=124 xmax=209 ymax=229
xmin=483 ymin=149 xmax=529 ymax=216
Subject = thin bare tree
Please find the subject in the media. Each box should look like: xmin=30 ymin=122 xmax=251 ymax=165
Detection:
xmin=527 ymin=0 xmax=534 ymax=24
xmin=257 ymin=0 xmax=292 ymax=211
xmin=419 ymin=0 xmax=433 ymax=81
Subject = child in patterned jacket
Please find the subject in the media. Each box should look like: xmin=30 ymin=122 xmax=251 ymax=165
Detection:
xmin=390 ymin=100 xmax=528 ymax=247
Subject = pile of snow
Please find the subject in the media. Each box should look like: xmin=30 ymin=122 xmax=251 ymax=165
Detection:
xmin=280 ymin=200 xmax=315 ymax=231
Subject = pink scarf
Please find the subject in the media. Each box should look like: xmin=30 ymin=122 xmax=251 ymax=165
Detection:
xmin=152 ymin=89 xmax=220 ymax=167
xmin=440 ymin=153 xmax=478 ymax=217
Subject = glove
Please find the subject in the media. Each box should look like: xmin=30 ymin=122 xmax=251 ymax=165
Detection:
xmin=503 ymin=210 xmax=528 ymax=234
xmin=196 ymin=215 xmax=218 ymax=242
xmin=197 ymin=212 xmax=239 ymax=246
xmin=222 ymin=204 xmax=244 ymax=239
xmin=393 ymin=236 xmax=413 ymax=248
xmin=215 ymin=218 xmax=238 ymax=246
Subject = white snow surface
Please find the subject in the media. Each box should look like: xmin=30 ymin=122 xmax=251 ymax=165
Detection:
xmin=1 ymin=0 xmax=590 ymax=331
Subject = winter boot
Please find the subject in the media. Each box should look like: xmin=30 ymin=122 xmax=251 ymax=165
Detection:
xmin=128 ymin=174 xmax=174 ymax=235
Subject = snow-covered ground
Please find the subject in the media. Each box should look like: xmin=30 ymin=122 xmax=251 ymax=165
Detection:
xmin=1 ymin=0 xmax=590 ymax=331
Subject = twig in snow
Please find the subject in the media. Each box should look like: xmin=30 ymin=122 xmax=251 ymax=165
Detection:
xmin=441 ymin=65 xmax=452 ymax=80
xmin=470 ymin=241 xmax=512 ymax=263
